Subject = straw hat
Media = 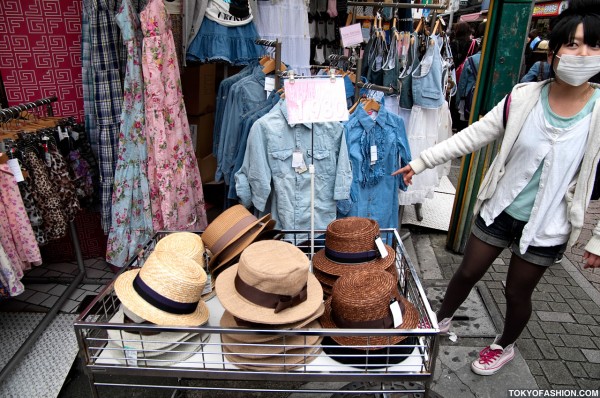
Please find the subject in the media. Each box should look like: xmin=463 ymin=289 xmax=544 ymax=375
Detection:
xmin=106 ymin=305 xmax=202 ymax=355
xmin=312 ymin=217 xmax=395 ymax=277
xmin=219 ymin=304 xmax=325 ymax=343
xmin=320 ymin=270 xmax=419 ymax=348
xmin=201 ymin=205 xmax=273 ymax=272
xmin=215 ymin=240 xmax=323 ymax=325
xmin=155 ymin=232 xmax=206 ymax=269
xmin=223 ymin=344 xmax=322 ymax=371
xmin=114 ymin=251 xmax=210 ymax=326
xmin=220 ymin=325 xmax=323 ymax=359
xmin=322 ymin=335 xmax=417 ymax=368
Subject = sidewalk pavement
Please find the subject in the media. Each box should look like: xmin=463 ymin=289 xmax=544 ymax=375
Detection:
xmin=400 ymin=179 xmax=600 ymax=396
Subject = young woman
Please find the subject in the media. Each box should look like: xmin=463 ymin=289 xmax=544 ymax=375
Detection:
xmin=393 ymin=0 xmax=600 ymax=376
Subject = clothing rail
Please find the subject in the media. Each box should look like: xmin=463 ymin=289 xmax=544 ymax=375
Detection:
xmin=255 ymin=38 xmax=283 ymax=89
xmin=357 ymin=81 xmax=395 ymax=94
xmin=0 ymin=96 xmax=89 ymax=384
xmin=347 ymin=1 xmax=448 ymax=10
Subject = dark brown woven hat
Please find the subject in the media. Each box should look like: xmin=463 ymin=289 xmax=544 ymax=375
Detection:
xmin=320 ymin=270 xmax=419 ymax=348
xmin=314 ymin=262 xmax=399 ymax=289
xmin=312 ymin=217 xmax=395 ymax=277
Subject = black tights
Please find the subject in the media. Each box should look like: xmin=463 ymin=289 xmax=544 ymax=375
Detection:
xmin=437 ymin=234 xmax=548 ymax=348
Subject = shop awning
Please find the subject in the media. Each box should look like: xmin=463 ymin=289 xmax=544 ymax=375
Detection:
xmin=459 ymin=12 xmax=485 ymax=22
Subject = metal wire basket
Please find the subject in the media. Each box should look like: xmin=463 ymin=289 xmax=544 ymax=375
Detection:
xmin=74 ymin=229 xmax=440 ymax=397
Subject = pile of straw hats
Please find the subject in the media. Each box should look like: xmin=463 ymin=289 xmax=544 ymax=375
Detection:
xmin=215 ymin=240 xmax=325 ymax=370
xmin=202 ymin=205 xmax=275 ymax=278
xmin=319 ymin=269 xmax=419 ymax=367
xmin=312 ymin=217 xmax=397 ymax=297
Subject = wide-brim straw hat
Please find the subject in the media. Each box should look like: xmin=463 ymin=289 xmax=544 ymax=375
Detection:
xmin=216 ymin=240 xmax=323 ymax=325
xmin=115 ymin=251 xmax=210 ymax=326
xmin=155 ymin=232 xmax=206 ymax=269
xmin=220 ymin=304 xmax=325 ymax=343
xmin=209 ymin=218 xmax=276 ymax=278
xmin=320 ymin=270 xmax=419 ymax=348
xmin=107 ymin=332 xmax=208 ymax=367
xmin=221 ymin=327 xmax=323 ymax=359
xmin=106 ymin=305 xmax=202 ymax=354
xmin=314 ymin=263 xmax=398 ymax=288
xmin=223 ymin=344 xmax=322 ymax=371
xmin=201 ymin=205 xmax=272 ymax=271
xmin=312 ymin=217 xmax=396 ymax=277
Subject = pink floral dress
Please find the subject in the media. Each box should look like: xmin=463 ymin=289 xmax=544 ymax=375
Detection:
xmin=140 ymin=0 xmax=208 ymax=231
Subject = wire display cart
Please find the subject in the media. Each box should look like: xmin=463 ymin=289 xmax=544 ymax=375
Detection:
xmin=74 ymin=229 xmax=440 ymax=397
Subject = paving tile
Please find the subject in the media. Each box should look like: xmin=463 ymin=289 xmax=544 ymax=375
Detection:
xmin=563 ymin=323 xmax=593 ymax=336
xmin=579 ymin=300 xmax=600 ymax=316
xmin=565 ymin=298 xmax=586 ymax=314
xmin=567 ymin=286 xmax=594 ymax=300
xmin=534 ymin=374 xmax=551 ymax=389
xmin=536 ymin=340 xmax=558 ymax=360
xmin=24 ymin=267 xmax=48 ymax=277
xmin=546 ymin=334 xmax=565 ymax=347
xmin=14 ymin=289 xmax=36 ymax=301
xmin=81 ymin=284 xmax=102 ymax=293
xmin=41 ymin=295 xmax=59 ymax=308
xmin=536 ymin=311 xmax=574 ymax=323
xmin=531 ymin=301 xmax=551 ymax=311
xmin=588 ymin=325 xmax=600 ymax=337
xmin=581 ymin=349 xmax=600 ymax=364
xmin=69 ymin=288 xmax=87 ymax=300
xmin=584 ymin=363 xmax=600 ymax=379
xmin=539 ymin=360 xmax=576 ymax=385
xmin=561 ymin=335 xmax=596 ymax=349
xmin=484 ymin=281 xmax=503 ymax=290
xmin=517 ymin=338 xmax=543 ymax=360
xmin=24 ymin=303 xmax=50 ymax=312
xmin=555 ymin=346 xmax=586 ymax=362
xmin=27 ymin=291 xmax=50 ymax=305
xmin=544 ymin=276 xmax=572 ymax=286
xmin=527 ymin=360 xmax=543 ymax=376
xmin=25 ymin=283 xmax=57 ymax=293
xmin=549 ymin=292 xmax=565 ymax=303
xmin=538 ymin=321 xmax=567 ymax=334
xmin=548 ymin=268 xmax=570 ymax=278
xmin=44 ymin=270 xmax=63 ymax=277
xmin=531 ymin=291 xmax=548 ymax=301
xmin=86 ymin=268 xmax=108 ymax=278
xmin=489 ymin=288 xmax=506 ymax=304
xmin=527 ymin=321 xmax=546 ymax=339
xmin=490 ymin=273 xmax=505 ymax=282
xmin=60 ymin=299 xmax=80 ymax=314
xmin=565 ymin=361 xmax=587 ymax=378
xmin=555 ymin=285 xmax=575 ymax=299
xmin=578 ymin=378 xmax=600 ymax=390
xmin=548 ymin=302 xmax=573 ymax=313
xmin=46 ymin=262 xmax=78 ymax=274
xmin=536 ymin=284 xmax=557 ymax=293
xmin=47 ymin=284 xmax=68 ymax=296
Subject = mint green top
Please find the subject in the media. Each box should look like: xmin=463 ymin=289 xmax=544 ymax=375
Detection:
xmin=505 ymin=85 xmax=600 ymax=222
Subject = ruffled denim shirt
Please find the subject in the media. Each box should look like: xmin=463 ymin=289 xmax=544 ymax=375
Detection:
xmin=337 ymin=104 xmax=411 ymax=230
xmin=235 ymin=100 xmax=352 ymax=231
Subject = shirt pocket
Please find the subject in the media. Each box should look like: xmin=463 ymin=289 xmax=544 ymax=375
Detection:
xmin=307 ymin=149 xmax=334 ymax=175
xmin=420 ymin=77 xmax=442 ymax=100
xmin=269 ymin=149 xmax=294 ymax=177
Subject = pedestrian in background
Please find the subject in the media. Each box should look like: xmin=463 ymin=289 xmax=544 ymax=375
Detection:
xmin=393 ymin=0 xmax=600 ymax=376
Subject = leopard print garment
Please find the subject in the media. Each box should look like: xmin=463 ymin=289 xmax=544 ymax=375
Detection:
xmin=47 ymin=143 xmax=80 ymax=221
xmin=18 ymin=181 xmax=47 ymax=246
xmin=23 ymin=151 xmax=68 ymax=241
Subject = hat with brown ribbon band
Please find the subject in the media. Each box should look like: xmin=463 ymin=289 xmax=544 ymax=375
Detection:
xmin=202 ymin=205 xmax=273 ymax=273
xmin=155 ymin=232 xmax=206 ymax=269
xmin=320 ymin=270 xmax=419 ymax=348
xmin=312 ymin=217 xmax=395 ymax=277
xmin=215 ymin=240 xmax=323 ymax=325
xmin=114 ymin=251 xmax=209 ymax=326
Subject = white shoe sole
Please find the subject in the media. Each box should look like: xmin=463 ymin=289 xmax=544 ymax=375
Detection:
xmin=470 ymin=353 xmax=515 ymax=376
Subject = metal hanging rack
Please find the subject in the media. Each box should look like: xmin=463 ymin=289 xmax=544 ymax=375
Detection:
xmin=254 ymin=39 xmax=283 ymax=89
xmin=0 ymin=96 xmax=89 ymax=384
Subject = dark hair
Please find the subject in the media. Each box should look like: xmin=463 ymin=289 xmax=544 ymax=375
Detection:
xmin=547 ymin=0 xmax=600 ymax=77
xmin=528 ymin=29 xmax=540 ymax=39
xmin=453 ymin=22 xmax=472 ymax=39
xmin=476 ymin=21 xmax=487 ymax=39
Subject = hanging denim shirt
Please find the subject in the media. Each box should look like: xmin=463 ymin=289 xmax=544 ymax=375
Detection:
xmin=213 ymin=63 xmax=255 ymax=155
xmin=215 ymin=66 xmax=267 ymax=183
xmin=398 ymin=33 xmax=418 ymax=109
xmin=337 ymin=104 xmax=411 ymax=230
xmin=227 ymin=92 xmax=281 ymax=201
xmin=412 ymin=35 xmax=445 ymax=109
xmin=235 ymin=101 xmax=352 ymax=231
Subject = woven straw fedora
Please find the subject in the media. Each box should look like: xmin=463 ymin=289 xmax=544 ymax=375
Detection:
xmin=320 ymin=270 xmax=419 ymax=348
xmin=155 ymin=232 xmax=206 ymax=269
xmin=221 ymin=326 xmax=323 ymax=358
xmin=114 ymin=251 xmax=209 ymax=326
xmin=223 ymin=344 xmax=322 ymax=371
xmin=202 ymin=205 xmax=273 ymax=272
xmin=312 ymin=217 xmax=395 ymax=277
xmin=215 ymin=240 xmax=323 ymax=325
xmin=220 ymin=304 xmax=325 ymax=343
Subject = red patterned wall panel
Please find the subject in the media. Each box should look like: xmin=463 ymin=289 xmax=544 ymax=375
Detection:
xmin=0 ymin=0 xmax=83 ymax=121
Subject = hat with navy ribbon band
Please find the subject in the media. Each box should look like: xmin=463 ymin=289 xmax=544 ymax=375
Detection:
xmin=312 ymin=217 xmax=396 ymax=278
xmin=114 ymin=251 xmax=210 ymax=326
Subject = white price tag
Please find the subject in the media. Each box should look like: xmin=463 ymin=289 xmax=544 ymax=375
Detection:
xmin=390 ymin=299 xmax=403 ymax=328
xmin=7 ymin=158 xmax=24 ymax=183
xmin=202 ymin=273 xmax=213 ymax=296
xmin=57 ymin=126 xmax=69 ymax=141
xmin=292 ymin=150 xmax=304 ymax=168
xmin=71 ymin=130 xmax=79 ymax=141
xmin=374 ymin=236 xmax=388 ymax=258
xmin=44 ymin=152 xmax=52 ymax=167
xmin=264 ymin=76 xmax=275 ymax=94
xmin=123 ymin=346 xmax=138 ymax=366
xmin=370 ymin=145 xmax=377 ymax=165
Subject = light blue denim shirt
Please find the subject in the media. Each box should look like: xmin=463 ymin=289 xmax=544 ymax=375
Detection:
xmin=412 ymin=35 xmax=445 ymax=109
xmin=337 ymin=104 xmax=411 ymax=230
xmin=215 ymin=65 xmax=267 ymax=183
xmin=213 ymin=64 xmax=255 ymax=155
xmin=235 ymin=100 xmax=352 ymax=231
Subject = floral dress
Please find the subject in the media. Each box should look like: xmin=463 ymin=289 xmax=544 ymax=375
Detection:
xmin=106 ymin=0 xmax=154 ymax=268
xmin=141 ymin=0 xmax=207 ymax=231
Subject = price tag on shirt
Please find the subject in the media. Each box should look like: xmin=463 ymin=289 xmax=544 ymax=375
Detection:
xmin=374 ymin=236 xmax=388 ymax=258
xmin=7 ymin=158 xmax=24 ymax=183
xmin=57 ymin=126 xmax=69 ymax=141
xmin=370 ymin=145 xmax=377 ymax=165
xmin=389 ymin=299 xmax=403 ymax=328
xmin=292 ymin=150 xmax=305 ymax=168
xmin=264 ymin=76 xmax=275 ymax=94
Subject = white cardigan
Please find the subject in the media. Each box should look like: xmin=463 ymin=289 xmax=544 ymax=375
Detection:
xmin=409 ymin=81 xmax=600 ymax=256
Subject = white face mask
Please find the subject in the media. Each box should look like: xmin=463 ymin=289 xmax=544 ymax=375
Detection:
xmin=555 ymin=54 xmax=600 ymax=86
